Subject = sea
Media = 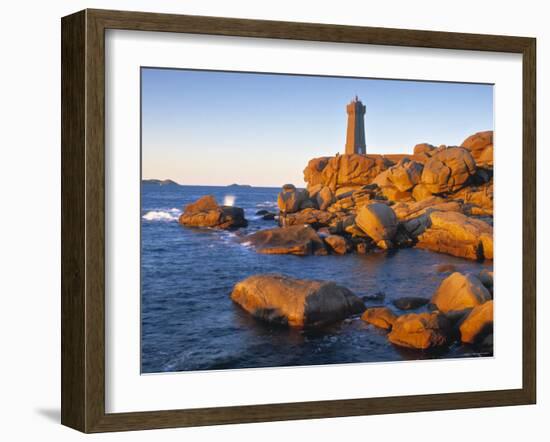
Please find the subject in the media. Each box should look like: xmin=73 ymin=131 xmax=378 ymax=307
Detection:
xmin=141 ymin=183 xmax=493 ymax=374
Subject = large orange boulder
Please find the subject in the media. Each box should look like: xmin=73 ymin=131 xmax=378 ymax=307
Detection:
xmin=388 ymin=312 xmax=449 ymax=349
xmin=230 ymin=274 xmax=365 ymax=328
xmin=392 ymin=196 xmax=463 ymax=221
xmin=277 ymin=184 xmax=311 ymax=214
xmin=431 ymin=272 xmax=492 ymax=313
xmin=179 ymin=195 xmax=248 ymax=229
xmin=461 ymin=131 xmax=493 ymax=167
xmin=303 ymin=157 xmax=330 ymax=187
xmin=355 ymin=203 xmax=398 ymax=247
xmin=411 ymin=144 xmax=439 ymax=163
xmin=244 ymin=225 xmax=327 ymax=256
xmin=413 ymin=143 xmax=436 ymax=155
xmin=385 ymin=158 xmax=424 ymax=192
xmin=459 ymin=300 xmax=494 ymax=344
xmin=416 ymin=210 xmax=493 ymax=260
xmin=420 ymin=147 xmax=477 ymax=194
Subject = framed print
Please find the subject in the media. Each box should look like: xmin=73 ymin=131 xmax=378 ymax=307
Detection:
xmin=61 ymin=9 xmax=536 ymax=433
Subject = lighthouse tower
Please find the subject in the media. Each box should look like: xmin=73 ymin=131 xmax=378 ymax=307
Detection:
xmin=345 ymin=96 xmax=366 ymax=155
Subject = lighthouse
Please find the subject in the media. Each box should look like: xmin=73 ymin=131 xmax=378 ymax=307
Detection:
xmin=345 ymin=96 xmax=366 ymax=155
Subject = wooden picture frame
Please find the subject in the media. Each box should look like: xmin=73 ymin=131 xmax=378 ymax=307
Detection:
xmin=61 ymin=8 xmax=536 ymax=433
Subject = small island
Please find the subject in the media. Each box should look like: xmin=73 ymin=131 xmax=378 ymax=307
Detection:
xmin=142 ymin=178 xmax=180 ymax=186
xmin=227 ymin=183 xmax=252 ymax=188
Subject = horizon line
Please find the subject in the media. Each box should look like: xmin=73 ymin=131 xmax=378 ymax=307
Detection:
xmin=142 ymin=180 xmax=286 ymax=189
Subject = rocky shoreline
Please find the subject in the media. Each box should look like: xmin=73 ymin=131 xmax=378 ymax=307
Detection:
xmin=226 ymin=269 xmax=493 ymax=350
xmin=177 ymin=130 xmax=494 ymax=351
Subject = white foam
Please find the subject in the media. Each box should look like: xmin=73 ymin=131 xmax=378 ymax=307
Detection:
xmin=142 ymin=210 xmax=179 ymax=221
xmin=256 ymin=201 xmax=277 ymax=208
xmin=223 ymin=195 xmax=236 ymax=206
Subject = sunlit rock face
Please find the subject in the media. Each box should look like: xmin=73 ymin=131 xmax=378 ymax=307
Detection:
xmin=431 ymin=272 xmax=492 ymax=314
xmin=355 ymin=203 xmax=398 ymax=247
xmin=303 ymin=154 xmax=393 ymax=191
xmin=230 ymin=274 xmax=365 ymax=328
xmin=388 ymin=312 xmax=450 ymax=349
xmin=461 ymin=130 xmax=493 ymax=167
xmin=243 ymin=225 xmax=327 ymax=256
xmin=459 ymin=300 xmax=494 ymax=344
xmin=416 ymin=211 xmax=493 ymax=261
xmin=420 ymin=147 xmax=477 ymax=194
xmin=178 ymin=195 xmax=247 ymax=229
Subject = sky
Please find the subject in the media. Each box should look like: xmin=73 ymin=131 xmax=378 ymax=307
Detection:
xmin=141 ymin=68 xmax=493 ymax=187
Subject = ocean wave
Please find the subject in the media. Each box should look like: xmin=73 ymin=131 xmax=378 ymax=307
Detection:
xmin=256 ymin=201 xmax=277 ymax=208
xmin=142 ymin=210 xmax=180 ymax=221
xmin=223 ymin=195 xmax=236 ymax=206
xmin=218 ymin=230 xmax=241 ymax=244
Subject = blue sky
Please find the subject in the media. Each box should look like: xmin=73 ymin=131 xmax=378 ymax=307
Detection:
xmin=142 ymin=68 xmax=493 ymax=187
